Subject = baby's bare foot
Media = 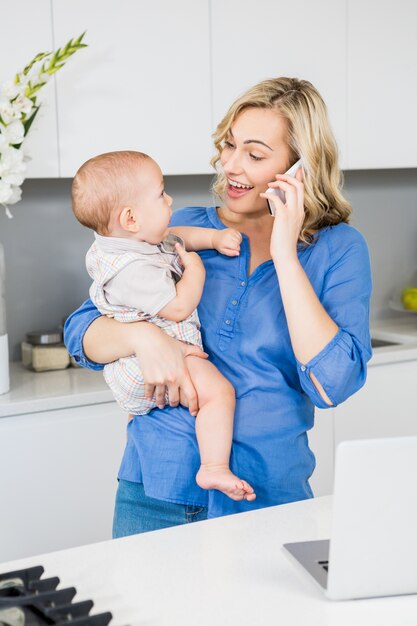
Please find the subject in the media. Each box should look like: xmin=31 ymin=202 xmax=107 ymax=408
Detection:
xmin=196 ymin=464 xmax=256 ymax=502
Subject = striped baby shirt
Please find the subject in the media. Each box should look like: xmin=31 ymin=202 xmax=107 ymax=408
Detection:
xmin=86 ymin=232 xmax=202 ymax=413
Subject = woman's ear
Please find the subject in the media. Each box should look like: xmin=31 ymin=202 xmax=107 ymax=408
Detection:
xmin=119 ymin=206 xmax=140 ymax=232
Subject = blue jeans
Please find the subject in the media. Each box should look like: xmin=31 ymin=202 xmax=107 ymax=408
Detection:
xmin=112 ymin=479 xmax=208 ymax=538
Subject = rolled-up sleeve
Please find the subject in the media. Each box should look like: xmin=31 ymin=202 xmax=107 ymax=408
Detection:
xmin=63 ymin=299 xmax=104 ymax=371
xmin=297 ymin=229 xmax=372 ymax=408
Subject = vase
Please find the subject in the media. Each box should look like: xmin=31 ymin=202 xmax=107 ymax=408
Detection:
xmin=0 ymin=242 xmax=9 ymax=395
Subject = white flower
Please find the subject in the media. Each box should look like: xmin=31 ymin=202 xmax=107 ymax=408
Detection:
xmin=7 ymin=185 xmax=22 ymax=205
xmin=13 ymin=95 xmax=33 ymax=117
xmin=0 ymin=134 xmax=8 ymax=152
xmin=0 ymin=120 xmax=25 ymax=146
xmin=2 ymin=171 xmax=25 ymax=186
xmin=0 ymin=98 xmax=21 ymax=124
xmin=0 ymin=180 xmax=13 ymax=204
xmin=0 ymin=146 xmax=27 ymax=184
xmin=1 ymin=80 xmax=22 ymax=101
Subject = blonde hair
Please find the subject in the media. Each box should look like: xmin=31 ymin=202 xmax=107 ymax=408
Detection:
xmin=72 ymin=150 xmax=150 ymax=234
xmin=211 ymin=77 xmax=352 ymax=243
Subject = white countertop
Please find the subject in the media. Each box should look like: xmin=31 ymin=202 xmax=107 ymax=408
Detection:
xmin=370 ymin=316 xmax=417 ymax=365
xmin=0 ymin=495 xmax=415 ymax=626
xmin=0 ymin=362 xmax=113 ymax=418
xmin=1 ymin=316 xmax=417 ymax=418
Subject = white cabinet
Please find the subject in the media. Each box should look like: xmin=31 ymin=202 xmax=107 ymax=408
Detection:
xmin=4 ymin=2 xmax=416 ymax=177
xmin=310 ymin=357 xmax=417 ymax=497
xmin=52 ymin=0 xmax=213 ymax=176
xmin=211 ymin=0 xmax=417 ymax=170
xmin=210 ymin=0 xmax=348 ymax=167
xmin=0 ymin=0 xmax=59 ymax=177
xmin=347 ymin=0 xmax=417 ymax=169
xmin=334 ymin=359 xmax=417 ymax=445
xmin=308 ymin=407 xmax=335 ymax=497
xmin=0 ymin=401 xmax=126 ymax=562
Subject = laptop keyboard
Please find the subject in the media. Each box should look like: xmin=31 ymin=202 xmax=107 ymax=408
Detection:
xmin=318 ymin=560 xmax=329 ymax=572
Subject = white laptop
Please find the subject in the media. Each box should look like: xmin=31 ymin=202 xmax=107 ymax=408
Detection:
xmin=283 ymin=436 xmax=417 ymax=600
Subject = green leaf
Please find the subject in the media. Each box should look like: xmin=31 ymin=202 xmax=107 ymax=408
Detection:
xmin=26 ymin=82 xmax=47 ymax=95
xmin=74 ymin=31 xmax=87 ymax=46
xmin=22 ymin=106 xmax=40 ymax=135
xmin=45 ymin=64 xmax=65 ymax=76
xmin=62 ymin=39 xmax=72 ymax=55
xmin=22 ymin=50 xmax=51 ymax=76
xmin=50 ymin=50 xmax=59 ymax=66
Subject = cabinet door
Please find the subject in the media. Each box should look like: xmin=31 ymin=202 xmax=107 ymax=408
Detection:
xmin=52 ymin=0 xmax=213 ymax=176
xmin=0 ymin=0 xmax=59 ymax=177
xmin=0 ymin=402 xmax=127 ymax=562
xmin=334 ymin=360 xmax=417 ymax=446
xmin=211 ymin=0 xmax=347 ymax=167
xmin=308 ymin=408 xmax=335 ymax=497
xmin=347 ymin=1 xmax=417 ymax=168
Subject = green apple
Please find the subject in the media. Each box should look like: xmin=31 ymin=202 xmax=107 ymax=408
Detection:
xmin=401 ymin=287 xmax=417 ymax=311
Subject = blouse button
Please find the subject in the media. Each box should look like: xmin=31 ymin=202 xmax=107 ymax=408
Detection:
xmin=225 ymin=319 xmax=231 ymax=325
xmin=231 ymin=299 xmax=238 ymax=306
xmin=241 ymin=281 xmax=246 ymax=287
xmin=300 ymin=365 xmax=307 ymax=372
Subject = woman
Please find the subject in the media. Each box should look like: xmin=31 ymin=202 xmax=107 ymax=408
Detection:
xmin=64 ymin=77 xmax=372 ymax=536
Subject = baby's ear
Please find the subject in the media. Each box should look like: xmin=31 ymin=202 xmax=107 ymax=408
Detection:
xmin=119 ymin=206 xmax=139 ymax=232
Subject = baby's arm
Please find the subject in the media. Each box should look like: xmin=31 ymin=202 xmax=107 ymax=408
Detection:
xmin=158 ymin=244 xmax=206 ymax=322
xmin=170 ymin=226 xmax=242 ymax=256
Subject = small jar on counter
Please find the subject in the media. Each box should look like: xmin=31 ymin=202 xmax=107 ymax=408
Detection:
xmin=21 ymin=329 xmax=70 ymax=372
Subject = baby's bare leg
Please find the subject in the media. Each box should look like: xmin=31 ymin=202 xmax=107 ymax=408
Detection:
xmin=185 ymin=356 xmax=256 ymax=502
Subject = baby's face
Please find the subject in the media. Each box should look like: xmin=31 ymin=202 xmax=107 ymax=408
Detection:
xmin=132 ymin=159 xmax=173 ymax=244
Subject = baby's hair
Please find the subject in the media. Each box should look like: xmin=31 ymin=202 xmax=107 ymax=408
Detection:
xmin=72 ymin=150 xmax=150 ymax=234
xmin=211 ymin=77 xmax=352 ymax=243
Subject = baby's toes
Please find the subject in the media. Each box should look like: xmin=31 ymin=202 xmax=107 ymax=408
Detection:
xmin=230 ymin=482 xmax=247 ymax=500
xmin=241 ymin=480 xmax=256 ymax=501
xmin=234 ymin=482 xmax=246 ymax=496
xmin=241 ymin=480 xmax=254 ymax=494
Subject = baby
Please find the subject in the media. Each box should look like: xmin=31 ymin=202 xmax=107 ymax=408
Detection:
xmin=72 ymin=150 xmax=256 ymax=502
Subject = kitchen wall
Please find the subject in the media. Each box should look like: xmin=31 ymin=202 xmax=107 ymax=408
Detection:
xmin=1 ymin=169 xmax=417 ymax=360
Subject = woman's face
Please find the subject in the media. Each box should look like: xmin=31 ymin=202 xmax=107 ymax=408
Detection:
xmin=220 ymin=107 xmax=294 ymax=218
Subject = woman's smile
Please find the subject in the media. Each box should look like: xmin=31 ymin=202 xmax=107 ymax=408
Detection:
xmin=226 ymin=177 xmax=254 ymax=199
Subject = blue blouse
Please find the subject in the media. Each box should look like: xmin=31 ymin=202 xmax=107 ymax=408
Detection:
xmin=64 ymin=206 xmax=372 ymax=519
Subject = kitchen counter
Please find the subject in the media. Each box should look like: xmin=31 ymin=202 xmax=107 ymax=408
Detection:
xmin=0 ymin=495 xmax=415 ymax=626
xmin=370 ymin=316 xmax=417 ymax=366
xmin=0 ymin=362 xmax=112 ymax=418
xmin=1 ymin=315 xmax=417 ymax=418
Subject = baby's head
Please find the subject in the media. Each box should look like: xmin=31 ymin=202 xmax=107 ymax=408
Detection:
xmin=72 ymin=150 xmax=173 ymax=244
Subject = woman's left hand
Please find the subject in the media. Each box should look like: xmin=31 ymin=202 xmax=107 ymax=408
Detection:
xmin=260 ymin=167 xmax=305 ymax=264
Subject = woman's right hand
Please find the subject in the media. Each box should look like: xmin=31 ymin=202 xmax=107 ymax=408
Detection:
xmin=132 ymin=323 xmax=208 ymax=415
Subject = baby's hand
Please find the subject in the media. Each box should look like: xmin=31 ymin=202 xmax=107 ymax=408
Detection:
xmin=212 ymin=228 xmax=242 ymax=256
xmin=175 ymin=243 xmax=205 ymax=271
